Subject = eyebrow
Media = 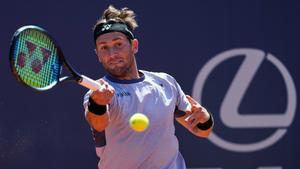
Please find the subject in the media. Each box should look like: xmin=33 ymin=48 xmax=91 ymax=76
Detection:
xmin=97 ymin=36 xmax=124 ymax=45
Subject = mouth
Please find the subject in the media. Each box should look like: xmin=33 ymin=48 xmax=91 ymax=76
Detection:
xmin=108 ymin=60 xmax=124 ymax=67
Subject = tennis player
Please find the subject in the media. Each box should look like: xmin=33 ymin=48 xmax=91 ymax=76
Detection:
xmin=83 ymin=5 xmax=214 ymax=169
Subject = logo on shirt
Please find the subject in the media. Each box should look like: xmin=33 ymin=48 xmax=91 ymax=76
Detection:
xmin=116 ymin=91 xmax=131 ymax=97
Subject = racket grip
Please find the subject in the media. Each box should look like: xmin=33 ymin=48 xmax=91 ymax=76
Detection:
xmin=79 ymin=75 xmax=104 ymax=91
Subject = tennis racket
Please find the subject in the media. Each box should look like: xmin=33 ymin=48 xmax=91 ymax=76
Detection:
xmin=9 ymin=25 xmax=103 ymax=91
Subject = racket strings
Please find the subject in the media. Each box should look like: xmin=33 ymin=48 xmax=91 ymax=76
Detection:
xmin=13 ymin=29 xmax=61 ymax=89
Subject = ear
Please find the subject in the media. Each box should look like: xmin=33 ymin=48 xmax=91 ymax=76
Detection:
xmin=94 ymin=48 xmax=102 ymax=63
xmin=131 ymin=39 xmax=139 ymax=54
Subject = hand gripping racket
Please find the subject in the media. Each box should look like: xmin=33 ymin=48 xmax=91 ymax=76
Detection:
xmin=9 ymin=25 xmax=103 ymax=91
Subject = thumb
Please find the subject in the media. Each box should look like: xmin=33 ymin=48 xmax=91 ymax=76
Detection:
xmin=186 ymin=95 xmax=198 ymax=106
xmin=185 ymin=101 xmax=192 ymax=115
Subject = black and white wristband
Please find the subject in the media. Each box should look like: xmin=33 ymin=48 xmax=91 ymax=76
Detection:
xmin=196 ymin=112 xmax=214 ymax=130
xmin=88 ymin=97 xmax=107 ymax=116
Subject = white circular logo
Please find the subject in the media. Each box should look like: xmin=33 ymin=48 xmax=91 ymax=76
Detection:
xmin=192 ymin=48 xmax=297 ymax=152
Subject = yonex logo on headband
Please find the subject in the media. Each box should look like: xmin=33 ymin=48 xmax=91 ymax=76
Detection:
xmin=94 ymin=22 xmax=134 ymax=43
xmin=101 ymin=24 xmax=112 ymax=31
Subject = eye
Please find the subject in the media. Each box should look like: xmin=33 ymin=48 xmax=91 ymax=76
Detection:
xmin=100 ymin=46 xmax=108 ymax=50
xmin=116 ymin=42 xmax=122 ymax=47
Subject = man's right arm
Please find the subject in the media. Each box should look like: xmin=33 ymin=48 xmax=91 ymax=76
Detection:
xmin=84 ymin=79 xmax=115 ymax=132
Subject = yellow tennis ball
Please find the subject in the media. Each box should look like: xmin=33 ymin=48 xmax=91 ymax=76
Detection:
xmin=129 ymin=113 xmax=149 ymax=132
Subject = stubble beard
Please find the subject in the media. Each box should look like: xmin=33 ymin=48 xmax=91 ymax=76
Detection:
xmin=105 ymin=58 xmax=135 ymax=79
xmin=107 ymin=65 xmax=131 ymax=78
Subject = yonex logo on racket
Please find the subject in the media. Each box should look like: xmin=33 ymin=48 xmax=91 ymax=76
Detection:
xmin=16 ymin=40 xmax=52 ymax=74
xmin=11 ymin=25 xmax=104 ymax=91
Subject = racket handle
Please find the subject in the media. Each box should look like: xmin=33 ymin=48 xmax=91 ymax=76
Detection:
xmin=79 ymin=75 xmax=104 ymax=91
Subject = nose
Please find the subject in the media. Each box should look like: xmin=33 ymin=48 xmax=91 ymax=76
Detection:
xmin=107 ymin=46 xmax=119 ymax=58
xmin=105 ymin=50 xmax=117 ymax=61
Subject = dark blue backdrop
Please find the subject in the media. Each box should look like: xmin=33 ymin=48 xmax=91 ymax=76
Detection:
xmin=0 ymin=1 xmax=299 ymax=169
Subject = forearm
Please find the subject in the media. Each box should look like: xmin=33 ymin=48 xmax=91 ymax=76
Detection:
xmin=85 ymin=96 xmax=109 ymax=132
xmin=193 ymin=112 xmax=214 ymax=137
xmin=86 ymin=111 xmax=109 ymax=132
xmin=176 ymin=112 xmax=214 ymax=138
xmin=191 ymin=125 xmax=213 ymax=138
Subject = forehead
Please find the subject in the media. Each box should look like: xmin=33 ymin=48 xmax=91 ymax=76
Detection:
xmin=96 ymin=32 xmax=128 ymax=44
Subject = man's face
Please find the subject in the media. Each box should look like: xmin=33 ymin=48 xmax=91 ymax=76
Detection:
xmin=95 ymin=32 xmax=138 ymax=78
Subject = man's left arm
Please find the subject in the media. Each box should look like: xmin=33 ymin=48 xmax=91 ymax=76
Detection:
xmin=175 ymin=95 xmax=214 ymax=138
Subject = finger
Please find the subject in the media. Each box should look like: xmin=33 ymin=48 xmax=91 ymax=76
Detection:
xmin=105 ymin=83 xmax=115 ymax=93
xmin=184 ymin=114 xmax=194 ymax=124
xmin=184 ymin=103 xmax=192 ymax=115
xmin=100 ymin=80 xmax=113 ymax=92
xmin=185 ymin=113 xmax=199 ymax=126
xmin=104 ymin=83 xmax=109 ymax=90
xmin=185 ymin=109 xmax=192 ymax=116
xmin=102 ymin=80 xmax=109 ymax=86
xmin=97 ymin=79 xmax=105 ymax=85
xmin=190 ymin=116 xmax=200 ymax=127
xmin=186 ymin=95 xmax=199 ymax=106
xmin=199 ymin=108 xmax=210 ymax=123
xmin=185 ymin=96 xmax=195 ymax=114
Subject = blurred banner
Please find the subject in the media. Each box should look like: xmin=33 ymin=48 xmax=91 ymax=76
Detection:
xmin=0 ymin=1 xmax=298 ymax=169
